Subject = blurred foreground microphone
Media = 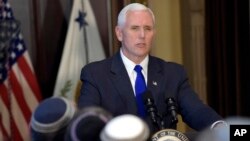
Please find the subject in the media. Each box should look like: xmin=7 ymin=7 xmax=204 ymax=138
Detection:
xmin=100 ymin=114 xmax=150 ymax=141
xmin=65 ymin=106 xmax=113 ymax=141
xmin=166 ymin=97 xmax=178 ymax=126
xmin=143 ymin=90 xmax=164 ymax=130
xmin=30 ymin=96 xmax=76 ymax=141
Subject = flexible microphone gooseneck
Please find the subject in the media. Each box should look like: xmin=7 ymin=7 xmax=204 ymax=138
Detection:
xmin=143 ymin=90 xmax=165 ymax=130
xmin=166 ymin=97 xmax=178 ymax=126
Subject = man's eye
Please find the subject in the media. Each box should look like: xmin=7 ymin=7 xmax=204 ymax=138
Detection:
xmin=131 ymin=27 xmax=139 ymax=30
xmin=144 ymin=27 xmax=152 ymax=31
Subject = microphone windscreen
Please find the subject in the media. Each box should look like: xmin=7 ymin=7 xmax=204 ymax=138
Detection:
xmin=100 ymin=114 xmax=150 ymax=141
xmin=30 ymin=96 xmax=76 ymax=141
xmin=65 ymin=106 xmax=112 ymax=141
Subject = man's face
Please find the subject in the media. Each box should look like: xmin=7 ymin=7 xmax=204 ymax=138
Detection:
xmin=116 ymin=10 xmax=155 ymax=63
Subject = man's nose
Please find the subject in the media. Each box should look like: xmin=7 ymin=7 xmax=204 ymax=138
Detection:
xmin=139 ymin=29 xmax=145 ymax=38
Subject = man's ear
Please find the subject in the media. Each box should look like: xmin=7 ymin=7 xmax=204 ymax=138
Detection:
xmin=115 ymin=26 xmax=122 ymax=41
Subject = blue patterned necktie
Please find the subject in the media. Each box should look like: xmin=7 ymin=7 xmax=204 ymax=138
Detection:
xmin=134 ymin=65 xmax=147 ymax=118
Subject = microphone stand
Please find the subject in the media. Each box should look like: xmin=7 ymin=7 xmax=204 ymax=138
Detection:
xmin=166 ymin=97 xmax=178 ymax=127
xmin=143 ymin=90 xmax=166 ymax=131
xmin=144 ymin=98 xmax=165 ymax=131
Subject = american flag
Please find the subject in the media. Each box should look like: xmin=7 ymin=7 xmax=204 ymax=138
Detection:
xmin=0 ymin=0 xmax=42 ymax=140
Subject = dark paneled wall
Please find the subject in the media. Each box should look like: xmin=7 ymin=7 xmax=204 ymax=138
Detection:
xmin=205 ymin=0 xmax=250 ymax=117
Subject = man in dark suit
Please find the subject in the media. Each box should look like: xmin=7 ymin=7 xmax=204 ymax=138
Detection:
xmin=78 ymin=3 xmax=223 ymax=135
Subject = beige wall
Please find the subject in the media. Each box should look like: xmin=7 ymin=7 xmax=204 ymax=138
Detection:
xmin=148 ymin=0 xmax=183 ymax=64
xmin=148 ymin=0 xmax=207 ymax=133
xmin=148 ymin=0 xmax=189 ymax=132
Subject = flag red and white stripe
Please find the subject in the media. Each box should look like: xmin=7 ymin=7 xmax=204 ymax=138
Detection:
xmin=0 ymin=0 xmax=42 ymax=140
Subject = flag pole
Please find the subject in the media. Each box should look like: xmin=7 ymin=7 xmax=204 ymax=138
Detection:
xmin=81 ymin=0 xmax=89 ymax=64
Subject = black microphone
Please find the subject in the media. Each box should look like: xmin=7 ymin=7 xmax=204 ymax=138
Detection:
xmin=166 ymin=97 xmax=178 ymax=125
xmin=143 ymin=90 xmax=164 ymax=130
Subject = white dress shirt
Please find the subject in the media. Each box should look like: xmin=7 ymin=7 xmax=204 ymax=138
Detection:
xmin=120 ymin=49 xmax=149 ymax=95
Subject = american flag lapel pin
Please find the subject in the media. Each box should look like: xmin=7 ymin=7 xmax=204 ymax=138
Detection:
xmin=152 ymin=81 xmax=157 ymax=86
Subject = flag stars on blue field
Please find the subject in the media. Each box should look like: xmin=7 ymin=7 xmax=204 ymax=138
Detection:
xmin=11 ymin=22 xmax=17 ymax=30
xmin=10 ymin=51 xmax=16 ymax=59
xmin=0 ymin=1 xmax=12 ymax=20
xmin=75 ymin=10 xmax=88 ymax=29
xmin=17 ymin=42 xmax=23 ymax=51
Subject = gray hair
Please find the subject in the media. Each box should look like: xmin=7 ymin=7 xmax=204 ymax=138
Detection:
xmin=117 ymin=3 xmax=155 ymax=27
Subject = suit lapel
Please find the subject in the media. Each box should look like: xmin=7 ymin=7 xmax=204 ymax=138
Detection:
xmin=147 ymin=56 xmax=164 ymax=104
xmin=109 ymin=52 xmax=137 ymax=114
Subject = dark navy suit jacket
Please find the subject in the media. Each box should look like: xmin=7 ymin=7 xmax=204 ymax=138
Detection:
xmin=78 ymin=52 xmax=221 ymax=133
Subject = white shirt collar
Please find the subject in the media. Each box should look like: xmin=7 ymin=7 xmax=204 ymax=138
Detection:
xmin=120 ymin=49 xmax=148 ymax=82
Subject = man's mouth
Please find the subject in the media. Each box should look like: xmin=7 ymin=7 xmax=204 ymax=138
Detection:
xmin=136 ymin=43 xmax=146 ymax=47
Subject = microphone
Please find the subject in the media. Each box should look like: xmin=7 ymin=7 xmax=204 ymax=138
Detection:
xmin=143 ymin=90 xmax=164 ymax=130
xmin=166 ymin=97 xmax=178 ymax=125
